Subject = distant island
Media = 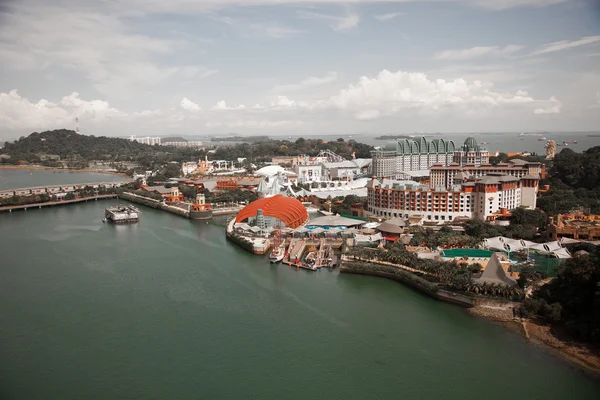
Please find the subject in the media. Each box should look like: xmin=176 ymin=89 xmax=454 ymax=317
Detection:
xmin=161 ymin=136 xmax=188 ymax=142
xmin=210 ymin=136 xmax=269 ymax=143
xmin=375 ymin=135 xmax=414 ymax=140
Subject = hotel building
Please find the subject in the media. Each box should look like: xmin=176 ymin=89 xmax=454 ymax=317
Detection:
xmin=452 ymin=137 xmax=489 ymax=166
xmin=370 ymin=137 xmax=456 ymax=179
xmin=367 ymin=173 xmax=539 ymax=222
xmin=429 ymin=159 xmax=543 ymax=189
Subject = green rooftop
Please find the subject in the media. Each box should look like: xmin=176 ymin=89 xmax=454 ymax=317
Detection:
xmin=442 ymin=248 xmax=493 ymax=258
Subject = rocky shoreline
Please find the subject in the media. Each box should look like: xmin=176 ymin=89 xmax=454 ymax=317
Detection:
xmin=470 ymin=306 xmax=600 ymax=378
xmin=342 ymin=259 xmax=600 ymax=378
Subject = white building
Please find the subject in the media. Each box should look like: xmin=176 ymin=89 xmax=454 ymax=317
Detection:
xmin=162 ymin=141 xmax=203 ymax=147
xmin=371 ymin=137 xmax=456 ymax=179
xmin=452 ymin=137 xmax=490 ymax=166
xmin=182 ymin=162 xmax=198 ymax=176
xmin=129 ymin=135 xmax=161 ymax=145
xmin=367 ymin=173 xmax=539 ymax=222
xmin=296 ymin=164 xmax=322 ymax=183
xmin=321 ymin=159 xmax=372 ymax=181
xmin=430 ymin=159 xmax=543 ymax=189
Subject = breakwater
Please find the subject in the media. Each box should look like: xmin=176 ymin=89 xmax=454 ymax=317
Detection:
xmin=340 ymin=260 xmax=520 ymax=312
xmin=119 ymin=192 xmax=189 ymax=218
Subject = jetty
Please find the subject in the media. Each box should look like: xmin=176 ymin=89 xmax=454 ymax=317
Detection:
xmin=0 ymin=194 xmax=118 ymax=213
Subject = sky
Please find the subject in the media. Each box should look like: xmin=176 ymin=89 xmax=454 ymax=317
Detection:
xmin=0 ymin=0 xmax=599 ymax=139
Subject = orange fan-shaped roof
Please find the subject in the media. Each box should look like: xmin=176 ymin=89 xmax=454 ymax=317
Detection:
xmin=235 ymin=194 xmax=308 ymax=228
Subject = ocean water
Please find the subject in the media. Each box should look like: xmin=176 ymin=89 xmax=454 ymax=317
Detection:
xmin=0 ymin=169 xmax=128 ymax=191
xmin=1 ymin=200 xmax=599 ymax=400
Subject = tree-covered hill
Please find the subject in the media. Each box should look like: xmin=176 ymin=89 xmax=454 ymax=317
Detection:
xmin=211 ymin=137 xmax=374 ymax=161
xmin=0 ymin=129 xmax=206 ymax=169
xmin=537 ymin=146 xmax=600 ymax=214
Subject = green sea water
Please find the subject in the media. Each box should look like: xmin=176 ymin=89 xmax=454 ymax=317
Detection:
xmin=1 ymin=200 xmax=599 ymax=400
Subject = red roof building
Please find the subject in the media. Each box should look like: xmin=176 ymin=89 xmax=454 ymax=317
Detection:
xmin=235 ymin=194 xmax=308 ymax=228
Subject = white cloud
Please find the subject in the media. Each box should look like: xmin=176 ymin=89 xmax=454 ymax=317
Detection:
xmin=210 ymin=100 xmax=247 ymax=110
xmin=355 ymin=110 xmax=381 ymax=120
xmin=534 ymin=96 xmax=562 ymax=114
xmin=272 ymin=72 xmax=338 ymax=92
xmin=249 ymin=23 xmax=303 ymax=39
xmin=132 ymin=109 xmax=162 ymax=117
xmin=323 ymin=70 xmax=551 ymax=118
xmin=531 ymin=35 xmax=600 ymax=55
xmin=0 ymin=90 xmax=125 ymax=130
xmin=90 ymin=0 xmax=569 ymax=13
xmin=180 ymin=97 xmax=202 ymax=112
xmin=205 ymin=119 xmax=303 ymax=128
xmin=434 ymin=45 xmax=523 ymax=60
xmin=0 ymin=5 xmax=216 ymax=98
xmin=373 ymin=12 xmax=404 ymax=21
xmin=297 ymin=10 xmax=360 ymax=31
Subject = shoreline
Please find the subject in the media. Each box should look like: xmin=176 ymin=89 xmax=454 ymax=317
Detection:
xmin=481 ymin=315 xmax=600 ymax=379
xmin=0 ymin=165 xmax=130 ymax=178
xmin=340 ymin=260 xmax=600 ymax=378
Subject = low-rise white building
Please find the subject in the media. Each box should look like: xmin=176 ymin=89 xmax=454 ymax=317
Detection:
xmin=129 ymin=136 xmax=161 ymax=145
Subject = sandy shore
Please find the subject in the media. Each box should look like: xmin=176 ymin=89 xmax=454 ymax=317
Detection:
xmin=469 ymin=307 xmax=600 ymax=377
xmin=525 ymin=320 xmax=600 ymax=377
xmin=0 ymin=165 xmax=130 ymax=178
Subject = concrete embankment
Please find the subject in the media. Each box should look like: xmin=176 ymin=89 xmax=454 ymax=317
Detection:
xmin=340 ymin=259 xmax=520 ymax=312
xmin=119 ymin=192 xmax=189 ymax=219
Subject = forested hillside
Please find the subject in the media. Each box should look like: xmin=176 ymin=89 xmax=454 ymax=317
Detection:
xmin=0 ymin=129 xmax=205 ymax=168
xmin=537 ymin=147 xmax=600 ymax=214
xmin=211 ymin=137 xmax=374 ymax=161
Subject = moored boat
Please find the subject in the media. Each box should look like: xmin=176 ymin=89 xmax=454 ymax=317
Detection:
xmin=269 ymin=243 xmax=286 ymax=263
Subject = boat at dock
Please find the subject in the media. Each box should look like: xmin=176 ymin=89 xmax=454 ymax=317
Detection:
xmin=269 ymin=243 xmax=286 ymax=263
xmin=301 ymin=251 xmax=318 ymax=271
xmin=105 ymin=205 xmax=140 ymax=223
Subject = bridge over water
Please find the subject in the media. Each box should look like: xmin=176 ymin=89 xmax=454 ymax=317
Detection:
xmin=0 ymin=181 xmax=132 ymax=199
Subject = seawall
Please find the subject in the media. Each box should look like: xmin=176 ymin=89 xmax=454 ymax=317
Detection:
xmin=119 ymin=192 xmax=190 ymax=219
xmin=340 ymin=260 xmax=520 ymax=312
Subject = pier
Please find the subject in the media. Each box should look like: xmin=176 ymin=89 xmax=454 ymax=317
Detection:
xmin=0 ymin=194 xmax=118 ymax=213
xmin=0 ymin=181 xmax=130 ymax=199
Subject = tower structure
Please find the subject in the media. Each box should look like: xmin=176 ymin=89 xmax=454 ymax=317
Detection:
xmin=75 ymin=116 xmax=80 ymax=134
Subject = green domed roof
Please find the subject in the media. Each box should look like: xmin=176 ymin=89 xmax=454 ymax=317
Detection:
xmin=463 ymin=137 xmax=478 ymax=151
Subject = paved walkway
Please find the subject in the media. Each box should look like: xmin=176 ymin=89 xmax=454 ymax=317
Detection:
xmin=0 ymin=194 xmax=118 ymax=212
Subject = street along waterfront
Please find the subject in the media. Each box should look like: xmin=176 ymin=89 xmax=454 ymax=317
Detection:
xmin=1 ymin=200 xmax=599 ymax=400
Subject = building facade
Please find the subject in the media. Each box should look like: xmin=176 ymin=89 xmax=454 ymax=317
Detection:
xmin=295 ymin=165 xmax=322 ymax=183
xmin=548 ymin=213 xmax=600 ymax=241
xmin=129 ymin=135 xmax=161 ymax=145
xmin=453 ymin=137 xmax=489 ymax=166
xmin=367 ymin=174 xmax=539 ymax=222
xmin=162 ymin=141 xmax=204 ymax=147
xmin=429 ymin=159 xmax=543 ymax=189
xmin=370 ymin=137 xmax=456 ymax=179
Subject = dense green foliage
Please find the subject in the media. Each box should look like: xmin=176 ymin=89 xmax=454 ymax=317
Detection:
xmin=161 ymin=136 xmax=189 ymax=142
xmin=0 ymin=130 xmax=206 ymax=172
xmin=211 ymin=137 xmax=373 ymax=162
xmin=210 ymin=136 xmax=269 ymax=142
xmin=537 ymin=147 xmax=600 ymax=214
xmin=347 ymin=245 xmax=522 ymax=300
xmin=523 ymin=245 xmax=600 ymax=345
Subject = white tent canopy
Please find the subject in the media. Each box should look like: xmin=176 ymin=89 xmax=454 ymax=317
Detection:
xmin=483 ymin=236 xmax=571 ymax=259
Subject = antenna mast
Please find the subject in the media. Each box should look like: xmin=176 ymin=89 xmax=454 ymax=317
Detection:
xmin=75 ymin=116 xmax=80 ymax=134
